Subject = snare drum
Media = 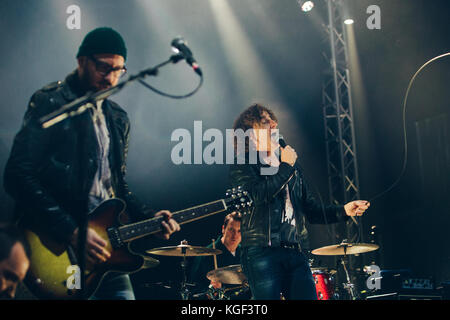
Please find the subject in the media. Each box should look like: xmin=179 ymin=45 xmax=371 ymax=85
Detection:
xmin=311 ymin=268 xmax=336 ymax=300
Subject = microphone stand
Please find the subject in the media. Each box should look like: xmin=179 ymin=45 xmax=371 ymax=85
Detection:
xmin=39 ymin=53 xmax=185 ymax=299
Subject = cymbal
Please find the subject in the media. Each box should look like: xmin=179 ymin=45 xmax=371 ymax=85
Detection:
xmin=311 ymin=243 xmax=379 ymax=256
xmin=207 ymin=264 xmax=247 ymax=285
xmin=146 ymin=244 xmax=223 ymax=257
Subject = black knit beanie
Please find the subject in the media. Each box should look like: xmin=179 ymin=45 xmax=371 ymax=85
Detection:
xmin=76 ymin=27 xmax=127 ymax=61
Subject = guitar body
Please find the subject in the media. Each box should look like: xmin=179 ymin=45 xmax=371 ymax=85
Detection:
xmin=24 ymin=198 xmax=144 ymax=299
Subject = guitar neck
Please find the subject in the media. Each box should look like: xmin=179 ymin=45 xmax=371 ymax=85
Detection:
xmin=117 ymin=199 xmax=227 ymax=243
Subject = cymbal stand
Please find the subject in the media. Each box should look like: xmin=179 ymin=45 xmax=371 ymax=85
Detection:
xmin=340 ymin=244 xmax=358 ymax=300
xmin=179 ymin=240 xmax=191 ymax=300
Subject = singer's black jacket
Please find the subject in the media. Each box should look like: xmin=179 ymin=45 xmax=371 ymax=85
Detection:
xmin=4 ymin=70 xmax=150 ymax=243
xmin=229 ymin=155 xmax=349 ymax=250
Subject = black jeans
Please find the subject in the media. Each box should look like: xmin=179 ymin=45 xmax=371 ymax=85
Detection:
xmin=241 ymin=246 xmax=317 ymax=300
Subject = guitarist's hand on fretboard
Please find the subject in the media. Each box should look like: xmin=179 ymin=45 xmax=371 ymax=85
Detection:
xmin=153 ymin=210 xmax=181 ymax=240
xmin=71 ymin=227 xmax=111 ymax=264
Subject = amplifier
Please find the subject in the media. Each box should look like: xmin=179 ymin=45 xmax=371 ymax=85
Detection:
xmin=402 ymin=278 xmax=434 ymax=290
xmin=379 ymin=269 xmax=411 ymax=292
xmin=378 ymin=270 xmax=435 ymax=293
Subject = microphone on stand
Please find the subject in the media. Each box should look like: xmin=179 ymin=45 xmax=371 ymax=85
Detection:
xmin=171 ymin=37 xmax=203 ymax=76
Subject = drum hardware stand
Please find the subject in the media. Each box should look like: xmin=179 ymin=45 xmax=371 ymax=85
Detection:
xmin=179 ymin=240 xmax=193 ymax=300
xmin=339 ymin=241 xmax=359 ymax=300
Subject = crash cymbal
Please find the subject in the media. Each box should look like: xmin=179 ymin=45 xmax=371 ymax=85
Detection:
xmin=146 ymin=244 xmax=223 ymax=257
xmin=311 ymin=243 xmax=379 ymax=256
xmin=206 ymin=264 xmax=247 ymax=285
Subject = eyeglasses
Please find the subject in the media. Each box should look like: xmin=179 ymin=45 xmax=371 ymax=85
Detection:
xmin=89 ymin=55 xmax=127 ymax=77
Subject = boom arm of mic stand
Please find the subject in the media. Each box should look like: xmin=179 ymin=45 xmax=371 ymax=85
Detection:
xmin=39 ymin=54 xmax=185 ymax=129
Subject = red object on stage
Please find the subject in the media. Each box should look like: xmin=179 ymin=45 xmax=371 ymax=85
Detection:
xmin=312 ymin=269 xmax=335 ymax=300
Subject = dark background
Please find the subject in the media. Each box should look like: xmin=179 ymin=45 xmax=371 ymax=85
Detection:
xmin=0 ymin=0 xmax=449 ymax=299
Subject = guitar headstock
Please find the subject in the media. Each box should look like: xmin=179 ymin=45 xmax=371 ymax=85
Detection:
xmin=224 ymin=186 xmax=253 ymax=214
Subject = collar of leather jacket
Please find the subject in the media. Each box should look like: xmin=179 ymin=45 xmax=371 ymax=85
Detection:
xmin=234 ymin=151 xmax=279 ymax=168
xmin=61 ymin=70 xmax=89 ymax=101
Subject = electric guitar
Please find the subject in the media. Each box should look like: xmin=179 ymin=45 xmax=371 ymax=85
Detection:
xmin=23 ymin=187 xmax=252 ymax=299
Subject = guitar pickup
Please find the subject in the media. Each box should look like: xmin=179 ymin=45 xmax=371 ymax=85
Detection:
xmin=107 ymin=227 xmax=123 ymax=249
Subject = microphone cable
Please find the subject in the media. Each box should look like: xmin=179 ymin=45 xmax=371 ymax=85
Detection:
xmin=368 ymin=52 xmax=450 ymax=203
xmin=138 ymin=73 xmax=204 ymax=100
xmin=284 ymin=53 xmax=450 ymax=243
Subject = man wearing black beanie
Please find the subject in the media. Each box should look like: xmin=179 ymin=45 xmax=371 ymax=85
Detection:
xmin=4 ymin=27 xmax=180 ymax=300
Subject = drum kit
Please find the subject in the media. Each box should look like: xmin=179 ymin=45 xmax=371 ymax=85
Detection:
xmin=310 ymin=240 xmax=379 ymax=300
xmin=146 ymin=240 xmax=249 ymax=300
xmin=145 ymin=239 xmax=379 ymax=300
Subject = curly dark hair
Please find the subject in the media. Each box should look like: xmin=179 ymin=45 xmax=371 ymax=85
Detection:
xmin=232 ymin=103 xmax=277 ymax=132
xmin=232 ymin=103 xmax=277 ymax=153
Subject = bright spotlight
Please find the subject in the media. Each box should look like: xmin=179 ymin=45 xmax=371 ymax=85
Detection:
xmin=298 ymin=1 xmax=314 ymax=13
xmin=344 ymin=19 xmax=354 ymax=25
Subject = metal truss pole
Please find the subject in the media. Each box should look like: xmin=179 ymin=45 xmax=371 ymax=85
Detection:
xmin=321 ymin=0 xmax=362 ymax=280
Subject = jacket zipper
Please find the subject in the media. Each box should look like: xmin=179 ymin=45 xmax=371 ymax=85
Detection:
xmin=268 ymin=170 xmax=296 ymax=246
xmin=273 ymin=170 xmax=296 ymax=199
xmin=290 ymin=170 xmax=302 ymax=244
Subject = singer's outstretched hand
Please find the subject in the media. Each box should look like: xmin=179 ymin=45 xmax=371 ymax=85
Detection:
xmin=344 ymin=200 xmax=370 ymax=217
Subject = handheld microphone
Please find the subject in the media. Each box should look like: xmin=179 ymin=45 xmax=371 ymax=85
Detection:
xmin=171 ymin=37 xmax=203 ymax=76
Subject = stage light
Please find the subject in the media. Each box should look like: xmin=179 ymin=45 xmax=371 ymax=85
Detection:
xmin=344 ymin=18 xmax=354 ymax=25
xmin=298 ymin=1 xmax=314 ymax=13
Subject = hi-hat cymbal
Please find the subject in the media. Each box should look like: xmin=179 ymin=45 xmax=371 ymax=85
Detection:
xmin=311 ymin=243 xmax=379 ymax=256
xmin=206 ymin=264 xmax=247 ymax=285
xmin=142 ymin=256 xmax=160 ymax=268
xmin=146 ymin=244 xmax=222 ymax=257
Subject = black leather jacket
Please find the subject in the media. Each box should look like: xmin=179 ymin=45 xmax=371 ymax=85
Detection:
xmin=229 ymin=156 xmax=348 ymax=249
xmin=4 ymin=71 xmax=149 ymax=243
